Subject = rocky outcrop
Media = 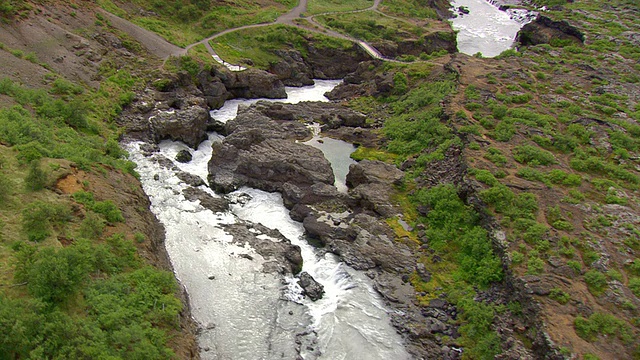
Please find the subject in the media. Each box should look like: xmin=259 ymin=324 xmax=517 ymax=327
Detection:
xmin=249 ymin=101 xmax=368 ymax=129
xmin=269 ymin=49 xmax=315 ymax=87
xmin=371 ymin=31 xmax=457 ymax=58
xmin=346 ymin=160 xmax=405 ymax=218
xmin=214 ymin=67 xmax=287 ymax=99
xmin=118 ymin=72 xmax=212 ymax=149
xmin=182 ymin=187 xmax=229 ymax=213
xmin=223 ymin=221 xmax=304 ymax=274
xmin=516 ymin=15 xmax=585 ymax=46
xmin=297 ymin=272 xmax=325 ymax=301
xmin=207 ymin=105 xmax=334 ymax=193
xmin=149 ymin=104 xmax=209 ymax=149
xmin=325 ymin=61 xmax=396 ymax=100
xmin=268 ymin=45 xmax=369 ymax=86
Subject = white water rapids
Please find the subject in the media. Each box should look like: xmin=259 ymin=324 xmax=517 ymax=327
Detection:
xmin=450 ymin=0 xmax=536 ymax=57
xmin=126 ymin=80 xmax=409 ymax=360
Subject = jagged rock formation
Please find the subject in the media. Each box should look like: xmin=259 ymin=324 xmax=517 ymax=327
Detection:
xmin=516 ymin=15 xmax=585 ymax=46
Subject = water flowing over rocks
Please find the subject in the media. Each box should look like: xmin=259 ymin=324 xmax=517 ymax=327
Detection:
xmin=204 ymin=99 xmax=460 ymax=359
xmin=118 ymin=66 xmax=289 ymax=149
xmin=222 ymin=222 xmax=304 ymax=275
xmin=297 ymin=271 xmax=325 ymax=301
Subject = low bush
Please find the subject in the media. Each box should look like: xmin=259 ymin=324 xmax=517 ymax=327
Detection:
xmin=512 ymin=145 xmax=557 ymax=166
xmin=584 ymin=270 xmax=608 ymax=296
xmin=574 ymin=312 xmax=632 ymax=343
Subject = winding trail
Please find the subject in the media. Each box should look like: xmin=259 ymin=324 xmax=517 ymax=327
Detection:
xmin=101 ymin=0 xmax=414 ymax=70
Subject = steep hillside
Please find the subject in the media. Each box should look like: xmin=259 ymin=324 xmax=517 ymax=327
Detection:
xmin=0 ymin=0 xmax=638 ymax=359
xmin=0 ymin=1 xmax=198 ymax=358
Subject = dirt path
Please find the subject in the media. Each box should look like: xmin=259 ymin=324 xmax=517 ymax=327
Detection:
xmin=101 ymin=0 xmax=403 ymax=68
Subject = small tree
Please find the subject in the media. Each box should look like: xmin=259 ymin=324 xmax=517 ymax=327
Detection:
xmin=24 ymin=160 xmax=47 ymax=191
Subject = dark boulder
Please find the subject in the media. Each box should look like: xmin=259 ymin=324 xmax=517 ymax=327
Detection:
xmin=182 ymin=187 xmax=229 ymax=213
xmin=346 ymin=160 xmax=405 ymax=217
xmin=298 ymin=272 xmax=325 ymax=301
xmin=346 ymin=160 xmax=405 ymax=188
xmin=149 ymin=105 xmax=210 ymax=149
xmin=224 ymin=222 xmax=303 ymax=274
xmin=175 ymin=149 xmax=193 ymax=163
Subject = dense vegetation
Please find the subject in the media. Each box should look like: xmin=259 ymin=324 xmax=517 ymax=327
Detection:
xmin=0 ymin=10 xmax=187 ymax=357
xmin=346 ymin=0 xmax=640 ymax=357
xmin=453 ymin=0 xmax=640 ymax=358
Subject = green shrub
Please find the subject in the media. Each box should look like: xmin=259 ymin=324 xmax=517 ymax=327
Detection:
xmin=79 ymin=212 xmax=106 ymax=240
xmin=471 ymin=169 xmax=499 ymax=186
xmin=484 ymin=147 xmax=507 ymax=166
xmin=512 ymin=145 xmax=556 ymax=166
xmin=627 ymin=259 xmax=640 ymax=276
xmin=574 ymin=312 xmax=632 ymax=343
xmin=91 ymin=200 xmax=124 ymax=223
xmin=16 ymin=245 xmax=92 ymax=303
xmin=24 ymin=160 xmax=48 ymax=191
xmin=549 ymin=288 xmax=570 ymax=304
xmin=567 ymin=260 xmax=582 ymax=273
xmin=50 ymin=78 xmax=84 ymax=96
xmin=134 ymin=232 xmax=146 ymax=243
xmin=629 ymin=277 xmax=640 ymax=297
xmin=517 ymin=167 xmax=551 ymax=187
xmin=414 ymin=184 xmax=502 ymax=286
xmin=510 ymin=251 xmax=524 ymax=265
xmin=584 ymin=270 xmax=608 ymax=296
xmin=73 ymin=191 xmax=124 ymax=223
xmin=392 ymin=72 xmax=408 ymax=95
xmin=22 ymin=201 xmax=72 ymax=242
xmin=552 ymin=220 xmax=574 ymax=231
xmin=0 ymin=173 xmax=13 ymax=201
xmin=491 ymin=121 xmax=516 ymax=141
xmin=527 ymin=256 xmax=545 ymax=275
xmin=457 ymin=296 xmax=502 ymax=360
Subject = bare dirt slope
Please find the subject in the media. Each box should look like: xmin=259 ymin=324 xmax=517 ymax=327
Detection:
xmin=98 ymin=9 xmax=184 ymax=59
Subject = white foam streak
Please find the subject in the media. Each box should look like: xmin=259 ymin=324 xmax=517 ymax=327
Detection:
xmin=450 ymin=0 xmax=535 ymax=57
xmin=126 ymin=80 xmax=409 ymax=360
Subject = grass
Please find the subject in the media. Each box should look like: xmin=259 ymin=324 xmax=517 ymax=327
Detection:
xmin=305 ymin=0 xmax=374 ymax=15
xmin=379 ymin=0 xmax=439 ymax=20
xmin=210 ymin=24 xmax=353 ymax=69
xmin=98 ymin=0 xmax=296 ymax=46
xmin=315 ymin=10 xmax=424 ymax=43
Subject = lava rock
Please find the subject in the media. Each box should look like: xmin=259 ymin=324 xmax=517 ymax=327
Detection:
xmin=298 ymin=272 xmax=325 ymax=301
xmin=175 ymin=149 xmax=193 ymax=163
xmin=149 ymin=105 xmax=210 ymax=149
xmin=182 ymin=187 xmax=229 ymax=213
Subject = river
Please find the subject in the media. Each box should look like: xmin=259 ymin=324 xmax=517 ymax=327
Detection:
xmin=125 ymin=80 xmax=410 ymax=360
xmin=450 ymin=0 xmax=535 ymax=57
